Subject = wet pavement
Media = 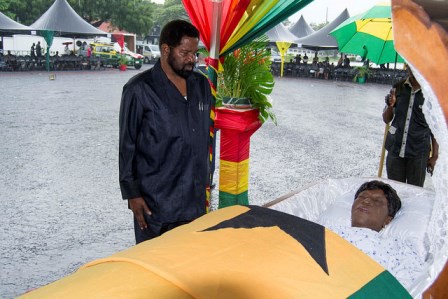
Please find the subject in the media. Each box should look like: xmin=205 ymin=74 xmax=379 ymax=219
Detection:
xmin=0 ymin=65 xmax=433 ymax=298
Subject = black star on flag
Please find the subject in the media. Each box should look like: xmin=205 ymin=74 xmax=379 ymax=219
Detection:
xmin=202 ymin=205 xmax=329 ymax=274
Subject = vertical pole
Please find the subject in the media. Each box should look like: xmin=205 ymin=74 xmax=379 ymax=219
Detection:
xmin=206 ymin=0 xmax=223 ymax=211
xmin=378 ymin=123 xmax=390 ymax=177
xmin=209 ymin=0 xmax=222 ymax=60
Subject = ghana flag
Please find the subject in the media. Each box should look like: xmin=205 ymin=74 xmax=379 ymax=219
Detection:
xmin=19 ymin=206 xmax=411 ymax=298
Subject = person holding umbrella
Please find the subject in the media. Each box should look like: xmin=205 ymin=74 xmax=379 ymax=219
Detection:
xmin=382 ymin=65 xmax=439 ymax=187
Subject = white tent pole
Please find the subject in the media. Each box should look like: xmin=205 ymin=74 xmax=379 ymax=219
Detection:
xmin=209 ymin=0 xmax=222 ymax=60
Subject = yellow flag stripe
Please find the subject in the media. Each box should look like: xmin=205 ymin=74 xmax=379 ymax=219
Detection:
xmin=219 ymin=159 xmax=249 ymax=195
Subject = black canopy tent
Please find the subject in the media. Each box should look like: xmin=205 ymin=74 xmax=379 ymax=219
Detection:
xmin=30 ymin=0 xmax=107 ymax=70
xmin=0 ymin=12 xmax=35 ymax=54
xmin=289 ymin=15 xmax=314 ymax=38
xmin=296 ymin=9 xmax=349 ymax=53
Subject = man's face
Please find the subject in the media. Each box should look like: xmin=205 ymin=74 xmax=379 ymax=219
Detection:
xmin=351 ymin=189 xmax=392 ymax=232
xmin=167 ymin=36 xmax=198 ymax=78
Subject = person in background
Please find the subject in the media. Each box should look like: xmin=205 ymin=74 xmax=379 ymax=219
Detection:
xmin=336 ymin=53 xmax=343 ymax=68
xmin=119 ymin=20 xmax=212 ymax=244
xmin=36 ymin=41 xmax=42 ymax=58
xmin=87 ymin=45 xmax=92 ymax=60
xmin=343 ymin=54 xmax=350 ymax=68
xmin=382 ymin=65 xmax=438 ymax=187
xmin=303 ymin=53 xmax=308 ymax=64
xmin=30 ymin=43 xmax=36 ymax=59
xmin=64 ymin=44 xmax=70 ymax=55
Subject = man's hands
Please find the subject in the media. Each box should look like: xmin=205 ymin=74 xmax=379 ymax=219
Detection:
xmin=427 ymin=157 xmax=436 ymax=176
xmin=129 ymin=197 xmax=152 ymax=230
xmin=385 ymin=88 xmax=397 ymax=107
xmin=382 ymin=88 xmax=397 ymax=124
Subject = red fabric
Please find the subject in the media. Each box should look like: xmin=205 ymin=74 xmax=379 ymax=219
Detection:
xmin=182 ymin=0 xmax=250 ymax=52
xmin=112 ymin=34 xmax=125 ymax=50
xmin=215 ymin=108 xmax=261 ymax=162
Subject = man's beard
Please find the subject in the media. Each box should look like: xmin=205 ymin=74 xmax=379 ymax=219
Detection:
xmin=168 ymin=52 xmax=195 ymax=79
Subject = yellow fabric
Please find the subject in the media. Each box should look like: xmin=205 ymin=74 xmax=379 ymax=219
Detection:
xmin=221 ymin=0 xmax=279 ymax=54
xmin=276 ymin=41 xmax=292 ymax=77
xmin=18 ymin=260 xmax=193 ymax=298
xmin=19 ymin=206 xmax=391 ymax=299
xmin=356 ymin=19 xmax=394 ymax=40
xmin=219 ymin=159 xmax=249 ymax=194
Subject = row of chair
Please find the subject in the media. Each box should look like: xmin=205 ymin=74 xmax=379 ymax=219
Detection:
xmin=0 ymin=55 xmax=112 ymax=72
xmin=270 ymin=62 xmax=407 ymax=85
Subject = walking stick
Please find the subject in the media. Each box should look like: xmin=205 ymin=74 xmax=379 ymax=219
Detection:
xmin=378 ymin=123 xmax=390 ymax=177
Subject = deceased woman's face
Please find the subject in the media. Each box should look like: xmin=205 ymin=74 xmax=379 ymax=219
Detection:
xmin=351 ymin=189 xmax=392 ymax=232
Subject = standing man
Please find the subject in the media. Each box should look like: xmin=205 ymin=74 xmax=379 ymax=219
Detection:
xmin=30 ymin=43 xmax=36 ymax=59
xmin=119 ymin=20 xmax=212 ymax=244
xmin=382 ymin=65 xmax=438 ymax=187
xmin=36 ymin=41 xmax=42 ymax=58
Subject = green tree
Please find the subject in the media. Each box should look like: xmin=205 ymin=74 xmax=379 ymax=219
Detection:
xmin=153 ymin=0 xmax=189 ymax=31
xmin=2 ymin=0 xmax=157 ymax=36
xmin=309 ymin=21 xmax=329 ymax=31
xmin=7 ymin=0 xmax=53 ymax=25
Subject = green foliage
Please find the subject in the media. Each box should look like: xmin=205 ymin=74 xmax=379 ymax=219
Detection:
xmin=352 ymin=65 xmax=372 ymax=82
xmin=218 ymin=37 xmax=277 ymax=124
xmin=310 ymin=21 xmax=329 ymax=31
xmin=2 ymin=0 xmax=158 ymax=36
xmin=119 ymin=54 xmax=127 ymax=65
xmin=153 ymin=0 xmax=189 ymax=28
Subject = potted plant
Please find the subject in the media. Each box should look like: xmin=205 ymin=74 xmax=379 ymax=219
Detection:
xmin=352 ymin=65 xmax=371 ymax=83
xmin=218 ymin=38 xmax=276 ymax=124
xmin=119 ymin=54 xmax=127 ymax=71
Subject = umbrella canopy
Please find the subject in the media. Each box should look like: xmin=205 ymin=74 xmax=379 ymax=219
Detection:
xmin=329 ymin=2 xmax=404 ymax=64
xmin=289 ymin=15 xmax=314 ymax=38
xmin=296 ymin=9 xmax=350 ymax=52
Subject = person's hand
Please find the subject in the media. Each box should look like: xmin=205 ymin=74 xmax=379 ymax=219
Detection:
xmin=385 ymin=88 xmax=396 ymax=107
xmin=128 ymin=197 xmax=152 ymax=230
xmin=427 ymin=156 xmax=437 ymax=176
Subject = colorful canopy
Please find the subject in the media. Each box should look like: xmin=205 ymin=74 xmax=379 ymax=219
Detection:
xmin=330 ymin=2 xmax=404 ymax=64
xmin=182 ymin=0 xmax=314 ymax=57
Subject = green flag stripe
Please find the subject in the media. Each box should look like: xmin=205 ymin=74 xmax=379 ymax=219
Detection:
xmin=348 ymin=271 xmax=411 ymax=299
xmin=218 ymin=190 xmax=249 ymax=208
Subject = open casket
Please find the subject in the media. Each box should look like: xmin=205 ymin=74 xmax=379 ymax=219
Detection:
xmin=18 ymin=175 xmax=443 ymax=298
xmin=265 ymin=177 xmax=441 ymax=297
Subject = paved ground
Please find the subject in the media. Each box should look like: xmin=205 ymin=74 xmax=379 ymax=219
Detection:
xmin=0 ymin=65 xmax=434 ymax=298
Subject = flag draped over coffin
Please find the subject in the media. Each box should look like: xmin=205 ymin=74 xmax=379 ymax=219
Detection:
xmin=182 ymin=0 xmax=314 ymax=208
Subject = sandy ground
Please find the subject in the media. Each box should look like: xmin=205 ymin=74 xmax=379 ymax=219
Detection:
xmin=0 ymin=65 xmax=434 ymax=298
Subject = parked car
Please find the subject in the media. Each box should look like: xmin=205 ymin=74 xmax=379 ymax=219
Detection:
xmin=78 ymin=42 xmax=118 ymax=67
xmin=113 ymin=43 xmax=144 ymax=69
xmin=78 ymin=42 xmax=143 ymax=69
xmin=137 ymin=43 xmax=161 ymax=64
